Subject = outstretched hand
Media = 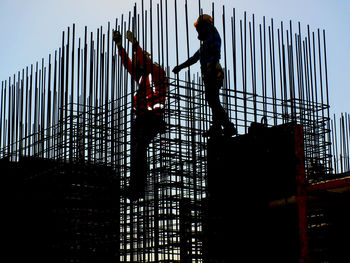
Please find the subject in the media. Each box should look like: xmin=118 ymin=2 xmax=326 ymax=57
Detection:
xmin=126 ymin=30 xmax=137 ymax=44
xmin=172 ymin=65 xmax=182 ymax=74
xmin=112 ymin=30 xmax=122 ymax=47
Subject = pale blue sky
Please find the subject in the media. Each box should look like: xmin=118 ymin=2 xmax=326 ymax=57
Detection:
xmin=0 ymin=0 xmax=349 ymax=116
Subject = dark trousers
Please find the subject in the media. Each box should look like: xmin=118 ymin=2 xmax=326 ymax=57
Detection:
xmin=203 ymin=69 xmax=230 ymax=128
xmin=129 ymin=113 xmax=164 ymax=198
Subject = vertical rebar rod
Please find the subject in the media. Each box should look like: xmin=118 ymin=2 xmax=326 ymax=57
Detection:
xmin=263 ymin=17 xmax=267 ymax=121
xmin=19 ymin=69 xmax=24 ymax=156
xmin=323 ymin=30 xmax=332 ymax=172
xmin=347 ymin=114 xmax=350 ymax=171
xmin=0 ymin=82 xmax=3 ymax=154
xmin=64 ymin=27 xmax=70 ymax=159
xmin=249 ymin=15 xmax=257 ymax=122
xmin=240 ymin=19 xmax=246 ymax=130
xmin=0 ymin=82 xmax=4 ymax=155
xmin=231 ymin=9 xmax=238 ymax=129
xmin=69 ymin=25 xmax=75 ymax=161
xmin=270 ymin=19 xmax=277 ymax=125
xmin=47 ymin=55 xmax=52 ymax=159
xmin=289 ymin=21 xmax=296 ymax=121
xmin=87 ymin=32 xmax=93 ymax=162
xmin=222 ymin=6 xmax=229 ymax=116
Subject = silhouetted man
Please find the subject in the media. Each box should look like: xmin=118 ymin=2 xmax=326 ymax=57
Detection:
xmin=113 ymin=30 xmax=168 ymax=199
xmin=173 ymin=14 xmax=236 ymax=137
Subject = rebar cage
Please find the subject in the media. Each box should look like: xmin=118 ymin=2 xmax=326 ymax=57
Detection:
xmin=0 ymin=0 xmax=347 ymax=262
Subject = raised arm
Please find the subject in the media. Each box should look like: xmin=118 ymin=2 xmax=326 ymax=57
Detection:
xmin=113 ymin=30 xmax=134 ymax=75
xmin=126 ymin=30 xmax=153 ymax=74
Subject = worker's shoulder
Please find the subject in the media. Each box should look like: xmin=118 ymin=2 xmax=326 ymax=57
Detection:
xmin=211 ymin=25 xmax=220 ymax=35
xmin=207 ymin=26 xmax=221 ymax=42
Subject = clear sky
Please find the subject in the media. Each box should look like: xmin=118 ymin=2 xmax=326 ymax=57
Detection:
xmin=1 ymin=0 xmax=349 ymax=116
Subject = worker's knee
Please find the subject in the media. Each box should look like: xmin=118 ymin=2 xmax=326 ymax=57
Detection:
xmin=204 ymin=84 xmax=220 ymax=104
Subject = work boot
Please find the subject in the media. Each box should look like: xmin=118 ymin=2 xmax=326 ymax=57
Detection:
xmin=120 ymin=186 xmax=144 ymax=201
xmin=203 ymin=125 xmax=223 ymax=138
xmin=223 ymin=122 xmax=237 ymax=137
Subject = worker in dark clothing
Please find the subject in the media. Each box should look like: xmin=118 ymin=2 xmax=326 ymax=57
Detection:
xmin=113 ymin=29 xmax=168 ymax=199
xmin=173 ymin=14 xmax=236 ymax=137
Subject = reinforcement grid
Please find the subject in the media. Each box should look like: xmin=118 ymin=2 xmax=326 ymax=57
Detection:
xmin=0 ymin=76 xmax=330 ymax=261
xmin=0 ymin=1 xmax=341 ymax=260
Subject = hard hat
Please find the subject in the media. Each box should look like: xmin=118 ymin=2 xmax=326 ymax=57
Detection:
xmin=194 ymin=14 xmax=213 ymax=28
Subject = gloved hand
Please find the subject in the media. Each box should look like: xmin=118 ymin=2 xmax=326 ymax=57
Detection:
xmin=126 ymin=30 xmax=139 ymax=49
xmin=172 ymin=65 xmax=182 ymax=74
xmin=126 ymin=30 xmax=138 ymax=45
xmin=112 ymin=30 xmax=122 ymax=48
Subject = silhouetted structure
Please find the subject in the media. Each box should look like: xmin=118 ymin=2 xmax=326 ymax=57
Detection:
xmin=2 ymin=157 xmax=119 ymax=263
xmin=205 ymin=123 xmax=303 ymax=262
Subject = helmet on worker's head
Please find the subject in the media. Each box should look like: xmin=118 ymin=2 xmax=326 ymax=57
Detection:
xmin=194 ymin=14 xmax=213 ymax=28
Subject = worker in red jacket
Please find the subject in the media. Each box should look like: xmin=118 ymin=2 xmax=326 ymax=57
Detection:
xmin=115 ymin=30 xmax=168 ymax=118
xmin=113 ymin=29 xmax=168 ymax=199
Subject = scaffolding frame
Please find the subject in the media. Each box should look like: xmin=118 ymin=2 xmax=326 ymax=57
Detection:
xmin=1 ymin=1 xmax=347 ymax=262
xmin=0 ymin=76 xmax=331 ymax=262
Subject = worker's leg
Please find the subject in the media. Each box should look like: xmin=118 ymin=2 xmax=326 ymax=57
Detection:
xmin=147 ymin=112 xmax=166 ymax=138
xmin=129 ymin=118 xmax=148 ymax=199
xmin=204 ymin=74 xmax=236 ymax=137
xmin=205 ymin=84 xmax=228 ymax=127
xmin=129 ymin=112 xmax=166 ymax=199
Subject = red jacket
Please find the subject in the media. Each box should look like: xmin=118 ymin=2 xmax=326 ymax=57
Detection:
xmin=118 ymin=45 xmax=168 ymax=116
